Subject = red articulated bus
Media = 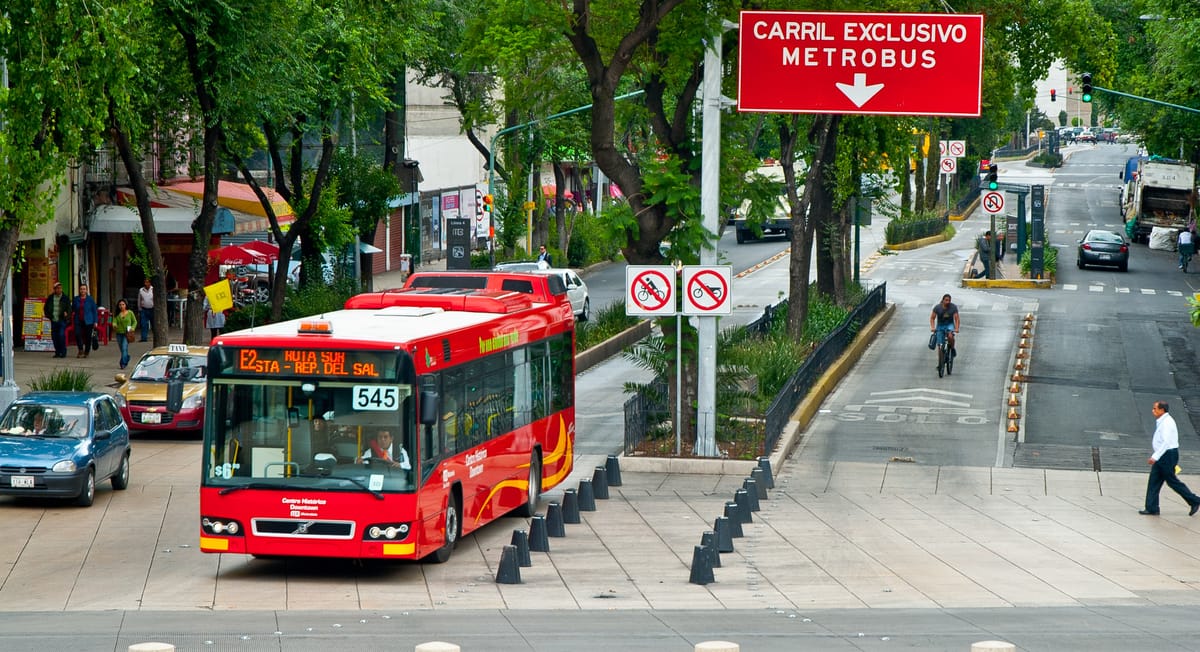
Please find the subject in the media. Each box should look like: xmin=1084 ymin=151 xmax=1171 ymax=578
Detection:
xmin=198 ymin=273 xmax=575 ymax=562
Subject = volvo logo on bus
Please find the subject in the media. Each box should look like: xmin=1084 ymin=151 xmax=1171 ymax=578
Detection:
xmin=293 ymin=521 xmax=317 ymax=535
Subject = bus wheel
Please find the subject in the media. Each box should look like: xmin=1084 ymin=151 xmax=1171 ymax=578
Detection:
xmin=430 ymin=494 xmax=460 ymax=564
xmin=514 ymin=455 xmax=541 ymax=517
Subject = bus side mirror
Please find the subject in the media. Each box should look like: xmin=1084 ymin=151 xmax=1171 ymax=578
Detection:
xmin=419 ymin=391 xmax=439 ymax=426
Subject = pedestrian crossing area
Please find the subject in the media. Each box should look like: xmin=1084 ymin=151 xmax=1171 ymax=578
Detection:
xmin=887 ymin=276 xmax=1192 ymax=299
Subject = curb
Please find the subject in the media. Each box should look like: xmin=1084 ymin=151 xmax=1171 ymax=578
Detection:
xmin=888 ymin=233 xmax=949 ymax=251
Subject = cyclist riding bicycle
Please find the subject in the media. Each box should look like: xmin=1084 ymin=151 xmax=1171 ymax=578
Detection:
xmin=930 ymin=293 xmax=960 ymax=360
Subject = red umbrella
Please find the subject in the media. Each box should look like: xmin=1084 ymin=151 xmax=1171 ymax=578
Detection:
xmin=208 ymin=244 xmax=270 ymax=266
xmin=239 ymin=240 xmax=279 ymax=261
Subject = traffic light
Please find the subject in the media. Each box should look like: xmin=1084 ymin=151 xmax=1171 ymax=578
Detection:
xmin=1081 ymin=73 xmax=1093 ymax=103
xmin=1050 ymin=89 xmax=1056 ymax=102
xmin=483 ymin=194 xmax=494 ymax=214
xmin=986 ymin=164 xmax=999 ymax=190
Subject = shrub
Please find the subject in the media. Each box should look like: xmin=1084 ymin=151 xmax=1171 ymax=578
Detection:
xmin=576 ymin=301 xmax=641 ymax=351
xmin=29 ymin=368 xmax=93 ymax=391
xmin=1030 ymin=151 xmax=1063 ymax=168
xmin=885 ymin=211 xmax=948 ymax=244
xmin=1018 ymin=244 xmax=1058 ymax=278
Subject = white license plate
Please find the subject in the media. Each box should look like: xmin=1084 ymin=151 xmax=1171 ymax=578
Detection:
xmin=142 ymin=412 xmax=162 ymax=424
xmin=11 ymin=475 xmax=34 ymax=488
xmin=1098 ymin=253 xmax=1110 ymax=259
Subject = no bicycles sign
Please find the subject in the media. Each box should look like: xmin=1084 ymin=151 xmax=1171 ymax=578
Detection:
xmin=626 ymin=266 xmax=677 ymax=317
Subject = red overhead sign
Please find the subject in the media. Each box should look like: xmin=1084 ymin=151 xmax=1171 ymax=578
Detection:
xmin=737 ymin=11 xmax=984 ymax=117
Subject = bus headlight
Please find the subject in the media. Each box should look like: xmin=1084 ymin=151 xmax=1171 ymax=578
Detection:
xmin=365 ymin=523 xmax=410 ymax=541
xmin=202 ymin=517 xmax=243 ymax=536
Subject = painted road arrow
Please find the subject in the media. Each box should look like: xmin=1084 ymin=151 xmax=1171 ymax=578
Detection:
xmin=835 ymin=74 xmax=884 ymax=108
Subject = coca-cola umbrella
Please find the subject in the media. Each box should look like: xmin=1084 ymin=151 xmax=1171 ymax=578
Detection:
xmin=208 ymin=244 xmax=270 ymax=266
xmin=238 ymin=240 xmax=280 ymax=261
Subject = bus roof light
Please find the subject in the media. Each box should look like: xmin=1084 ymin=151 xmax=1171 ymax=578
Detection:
xmin=298 ymin=319 xmax=333 ymax=335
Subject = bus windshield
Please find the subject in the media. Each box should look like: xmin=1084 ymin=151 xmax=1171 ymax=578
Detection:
xmin=203 ymin=378 xmax=417 ymax=493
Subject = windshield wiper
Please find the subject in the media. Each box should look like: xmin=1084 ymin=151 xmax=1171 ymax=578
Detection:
xmin=218 ymin=476 xmax=384 ymax=500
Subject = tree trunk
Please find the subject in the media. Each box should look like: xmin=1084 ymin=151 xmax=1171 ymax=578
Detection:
xmin=786 ymin=114 xmax=838 ymax=341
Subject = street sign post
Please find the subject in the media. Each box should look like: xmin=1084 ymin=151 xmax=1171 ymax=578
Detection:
xmin=737 ymin=11 xmax=984 ymax=116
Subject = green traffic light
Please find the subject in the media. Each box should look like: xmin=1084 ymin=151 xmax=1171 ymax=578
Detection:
xmin=988 ymin=181 xmax=998 ymax=190
xmin=1082 ymin=93 xmax=1092 ymax=103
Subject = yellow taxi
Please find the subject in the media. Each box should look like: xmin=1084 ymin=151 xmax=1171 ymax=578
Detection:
xmin=114 ymin=343 xmax=209 ymax=434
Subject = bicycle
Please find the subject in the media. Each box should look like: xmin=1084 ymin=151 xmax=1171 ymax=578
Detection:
xmin=934 ymin=330 xmax=955 ymax=378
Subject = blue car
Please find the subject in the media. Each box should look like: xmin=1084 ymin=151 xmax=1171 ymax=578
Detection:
xmin=0 ymin=392 xmax=131 ymax=507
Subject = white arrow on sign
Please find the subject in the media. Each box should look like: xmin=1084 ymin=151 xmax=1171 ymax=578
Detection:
xmin=835 ymin=73 xmax=884 ymax=108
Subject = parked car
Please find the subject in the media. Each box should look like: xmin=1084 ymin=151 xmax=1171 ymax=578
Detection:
xmin=1075 ymin=131 xmax=1097 ymax=144
xmin=114 ymin=344 xmax=210 ymax=434
xmin=0 ymin=391 xmax=131 ymax=506
xmin=530 ymin=268 xmax=590 ymax=321
xmin=493 ymin=260 xmax=549 ymax=273
xmin=1077 ymin=229 xmax=1129 ymax=271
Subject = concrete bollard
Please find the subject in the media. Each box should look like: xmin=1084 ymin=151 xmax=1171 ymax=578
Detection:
xmin=546 ymin=501 xmax=566 ymax=537
xmin=700 ymin=530 xmax=721 ymax=568
xmin=970 ymin=642 xmax=1016 ymax=652
xmin=529 ymin=514 xmax=551 ymax=552
xmin=562 ymin=488 xmax=581 ymax=524
xmin=757 ymin=456 xmax=774 ymax=489
xmin=742 ymin=479 xmax=761 ymax=512
xmin=695 ymin=642 xmax=739 ymax=652
xmin=750 ymin=468 xmax=769 ymax=499
xmin=606 ymin=454 xmax=623 ymax=487
xmin=723 ymin=502 xmax=745 ymax=537
xmin=592 ymin=466 xmax=610 ymax=499
xmin=495 ymin=544 xmax=522 ymax=584
xmin=713 ymin=516 xmax=735 ymax=553
xmin=510 ymin=529 xmax=532 ymax=567
xmin=734 ymin=489 xmax=754 ymax=523
xmin=577 ymin=479 xmax=597 ymax=511
xmin=688 ymin=545 xmax=715 ymax=585
xmin=129 ymin=644 xmax=175 ymax=652
xmin=415 ymin=643 xmax=461 ymax=652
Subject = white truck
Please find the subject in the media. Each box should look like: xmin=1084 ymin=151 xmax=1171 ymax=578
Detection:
xmin=1120 ymin=157 xmax=1197 ymax=244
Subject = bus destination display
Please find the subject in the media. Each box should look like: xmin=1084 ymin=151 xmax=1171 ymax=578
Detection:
xmin=230 ymin=348 xmax=393 ymax=379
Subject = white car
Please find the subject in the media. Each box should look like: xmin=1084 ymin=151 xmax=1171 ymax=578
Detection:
xmin=531 ymin=268 xmax=590 ymax=321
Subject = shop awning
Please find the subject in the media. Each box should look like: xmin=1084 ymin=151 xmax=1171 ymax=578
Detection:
xmin=161 ymin=180 xmax=294 ymax=220
xmin=89 ymin=205 xmax=195 ymax=234
xmin=112 ymin=184 xmax=293 ymax=234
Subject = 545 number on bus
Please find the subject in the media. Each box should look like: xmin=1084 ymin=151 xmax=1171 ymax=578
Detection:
xmin=353 ymin=385 xmax=401 ymax=411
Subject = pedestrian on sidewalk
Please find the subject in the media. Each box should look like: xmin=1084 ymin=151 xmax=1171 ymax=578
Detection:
xmin=1140 ymin=400 xmax=1200 ymax=516
xmin=112 ymin=299 xmax=137 ymax=369
xmin=973 ymin=231 xmax=993 ymax=279
xmin=43 ymin=281 xmax=71 ymax=359
xmin=203 ymin=297 xmax=226 ymax=340
xmin=137 ymin=278 xmax=155 ymax=342
xmin=72 ymin=284 xmax=98 ymax=359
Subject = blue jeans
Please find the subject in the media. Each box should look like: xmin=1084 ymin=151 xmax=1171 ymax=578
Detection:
xmin=117 ymin=332 xmax=130 ymax=368
xmin=139 ymin=308 xmax=153 ymax=341
xmin=935 ymin=324 xmax=955 ymax=349
xmin=50 ymin=321 xmax=67 ymax=357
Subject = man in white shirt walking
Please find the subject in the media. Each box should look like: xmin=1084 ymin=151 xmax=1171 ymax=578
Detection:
xmin=137 ymin=278 xmax=155 ymax=342
xmin=1140 ymin=400 xmax=1200 ymax=516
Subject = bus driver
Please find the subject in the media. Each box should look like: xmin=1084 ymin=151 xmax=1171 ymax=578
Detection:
xmin=357 ymin=429 xmax=411 ymax=470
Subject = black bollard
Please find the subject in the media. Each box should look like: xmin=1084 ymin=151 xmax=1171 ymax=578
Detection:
xmin=757 ymin=456 xmax=775 ymax=489
xmin=750 ymin=468 xmax=769 ymax=499
xmin=713 ymin=516 xmax=734 ymax=553
xmin=592 ymin=466 xmax=610 ymax=499
xmin=529 ymin=514 xmax=551 ymax=552
xmin=723 ymin=502 xmax=745 ymax=538
xmin=688 ymin=545 xmax=715 ymax=585
xmin=562 ymin=488 xmax=581 ymax=524
xmin=742 ymin=478 xmax=761 ymax=512
xmin=577 ymin=480 xmax=597 ymax=512
xmin=605 ymin=455 xmax=623 ymax=487
xmin=496 ymin=545 xmax=522 ymax=584
xmin=546 ymin=501 xmax=566 ymax=537
xmin=700 ymin=530 xmax=721 ymax=568
xmin=734 ymin=489 xmax=754 ymax=523
xmin=510 ymin=529 xmax=532 ymax=567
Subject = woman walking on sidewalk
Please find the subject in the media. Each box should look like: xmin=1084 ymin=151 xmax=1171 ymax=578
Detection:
xmin=112 ymin=299 xmax=137 ymax=369
xmin=72 ymin=284 xmax=98 ymax=358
